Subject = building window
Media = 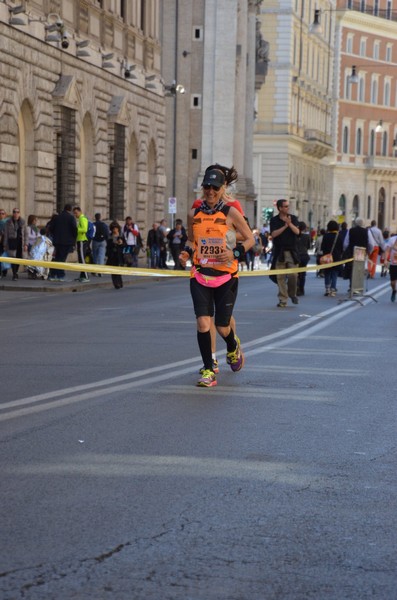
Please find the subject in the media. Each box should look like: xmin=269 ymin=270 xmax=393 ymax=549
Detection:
xmin=360 ymin=38 xmax=366 ymax=57
xmin=56 ymin=107 xmax=76 ymax=214
xmin=109 ymin=124 xmax=126 ymax=221
xmin=191 ymin=149 xmax=197 ymax=159
xmin=191 ymin=95 xmax=201 ymax=109
xmin=367 ymin=196 xmax=371 ymax=219
xmin=382 ymin=131 xmax=388 ymax=156
xmin=370 ymin=129 xmax=375 ymax=155
xmin=387 ymin=0 xmax=392 ymax=19
xmin=346 ymin=35 xmax=353 ymax=54
xmin=193 ymin=27 xmax=203 ymax=40
xmin=352 ymin=195 xmax=360 ymax=219
xmin=120 ymin=0 xmax=125 ymax=20
xmin=386 ymin=45 xmax=392 ymax=62
xmin=356 ymin=128 xmax=362 ymax=155
xmin=373 ymin=41 xmax=380 ymax=60
xmin=371 ymin=77 xmax=378 ymax=103
xmin=343 ymin=125 xmax=349 ymax=153
xmin=140 ymin=0 xmax=145 ymax=32
xmin=358 ymin=76 xmax=365 ymax=102
xmin=374 ymin=0 xmax=379 ymax=15
xmin=345 ymin=74 xmax=351 ymax=99
xmin=339 ymin=194 xmax=346 ymax=216
xmin=393 ymin=196 xmax=396 ymax=220
xmin=384 ymin=81 xmax=391 ymax=106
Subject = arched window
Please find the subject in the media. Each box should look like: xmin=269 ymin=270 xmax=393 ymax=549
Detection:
xmin=356 ymin=128 xmax=362 ymax=155
xmin=358 ymin=76 xmax=365 ymax=102
xmin=384 ymin=81 xmax=391 ymax=106
xmin=352 ymin=195 xmax=360 ymax=219
xmin=370 ymin=129 xmax=375 ymax=155
xmin=382 ymin=131 xmax=388 ymax=156
xmin=371 ymin=77 xmax=378 ymax=103
xmin=339 ymin=194 xmax=346 ymax=216
xmin=367 ymin=195 xmax=371 ymax=219
xmin=343 ymin=126 xmax=349 ymax=153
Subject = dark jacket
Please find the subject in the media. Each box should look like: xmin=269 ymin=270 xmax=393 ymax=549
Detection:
xmin=321 ymin=231 xmax=343 ymax=262
xmin=147 ymin=228 xmax=163 ymax=248
xmin=3 ymin=217 xmax=27 ymax=254
xmin=93 ymin=220 xmax=109 ymax=242
xmin=50 ymin=210 xmax=77 ymax=246
xmin=106 ymin=235 xmax=125 ymax=266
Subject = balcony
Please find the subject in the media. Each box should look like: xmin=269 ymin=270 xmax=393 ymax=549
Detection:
xmin=303 ymin=128 xmax=332 ymax=158
xmin=363 ymin=155 xmax=397 ymax=175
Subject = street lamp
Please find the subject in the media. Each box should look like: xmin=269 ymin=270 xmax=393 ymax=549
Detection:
xmin=375 ymin=120 xmax=384 ymax=134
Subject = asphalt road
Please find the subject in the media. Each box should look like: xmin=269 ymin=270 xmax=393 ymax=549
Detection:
xmin=0 ymin=272 xmax=396 ymax=599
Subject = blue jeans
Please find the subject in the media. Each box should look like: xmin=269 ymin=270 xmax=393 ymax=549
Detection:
xmin=150 ymin=245 xmax=160 ymax=268
xmin=92 ymin=240 xmax=106 ymax=265
xmin=324 ymin=267 xmax=338 ymax=291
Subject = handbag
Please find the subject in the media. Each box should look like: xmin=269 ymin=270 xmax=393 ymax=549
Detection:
xmin=1 ymin=251 xmax=11 ymax=271
xmin=319 ymin=233 xmax=338 ymax=265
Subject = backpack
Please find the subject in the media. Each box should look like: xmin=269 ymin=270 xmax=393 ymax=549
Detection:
xmin=86 ymin=220 xmax=96 ymax=240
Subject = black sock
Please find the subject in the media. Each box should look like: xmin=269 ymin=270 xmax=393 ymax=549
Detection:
xmin=222 ymin=328 xmax=237 ymax=352
xmin=197 ymin=331 xmax=213 ymax=370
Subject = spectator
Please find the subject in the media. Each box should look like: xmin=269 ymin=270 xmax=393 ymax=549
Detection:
xmin=73 ymin=206 xmax=89 ymax=282
xmin=296 ymin=221 xmax=311 ymax=296
xmin=367 ymin=220 xmax=385 ymax=279
xmin=321 ymin=220 xmax=344 ymax=297
xmin=146 ymin=223 xmax=162 ymax=268
xmin=106 ymin=223 xmax=125 ymax=289
xmin=315 ymin=228 xmax=326 ymax=276
xmin=26 ymin=214 xmax=40 ymax=253
xmin=158 ymin=218 xmax=168 ymax=268
xmin=167 ymin=219 xmax=187 ymax=270
xmin=122 ymin=216 xmax=140 ymax=267
xmin=343 ymin=217 xmax=374 ymax=283
xmin=48 ymin=204 xmax=77 ymax=282
xmin=269 ymin=199 xmax=300 ymax=307
xmin=92 ymin=213 xmax=109 ymax=276
xmin=0 ymin=208 xmax=9 ymax=278
xmin=380 ymin=230 xmax=390 ymax=277
xmin=2 ymin=208 xmax=27 ymax=280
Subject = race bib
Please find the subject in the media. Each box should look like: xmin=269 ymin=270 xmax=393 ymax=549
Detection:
xmin=196 ymin=237 xmax=225 ymax=265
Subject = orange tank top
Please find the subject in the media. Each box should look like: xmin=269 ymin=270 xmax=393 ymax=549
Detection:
xmin=192 ymin=205 xmax=238 ymax=276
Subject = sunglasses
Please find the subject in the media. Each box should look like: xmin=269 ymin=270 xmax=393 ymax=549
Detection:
xmin=203 ymin=184 xmax=221 ymax=192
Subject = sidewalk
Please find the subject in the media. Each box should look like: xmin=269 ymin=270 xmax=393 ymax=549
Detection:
xmin=0 ymin=270 xmax=146 ymax=293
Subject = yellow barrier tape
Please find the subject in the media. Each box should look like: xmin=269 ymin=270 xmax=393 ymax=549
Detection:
xmin=0 ymin=256 xmax=353 ymax=278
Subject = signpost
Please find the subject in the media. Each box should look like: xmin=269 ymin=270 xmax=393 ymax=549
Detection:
xmin=168 ymin=197 xmax=177 ymax=229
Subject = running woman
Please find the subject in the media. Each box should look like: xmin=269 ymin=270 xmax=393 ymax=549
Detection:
xmin=191 ymin=164 xmax=244 ymax=375
xmin=180 ymin=166 xmax=254 ymax=387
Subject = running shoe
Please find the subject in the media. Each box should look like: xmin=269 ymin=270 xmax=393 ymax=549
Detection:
xmin=391 ymin=290 xmax=396 ymax=302
xmin=199 ymin=359 xmax=219 ymax=375
xmin=197 ymin=369 xmax=217 ymax=387
xmin=277 ymin=302 xmax=287 ymax=307
xmin=226 ymin=336 xmax=244 ymax=372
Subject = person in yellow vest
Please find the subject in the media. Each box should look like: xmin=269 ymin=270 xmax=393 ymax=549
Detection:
xmin=180 ymin=167 xmax=254 ymax=388
xmin=73 ymin=206 xmax=89 ymax=282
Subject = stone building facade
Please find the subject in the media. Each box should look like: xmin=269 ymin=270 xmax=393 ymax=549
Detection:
xmin=0 ymin=0 xmax=165 ymax=235
xmin=161 ymin=0 xmax=265 ymax=226
xmin=254 ymin=0 xmax=397 ymax=232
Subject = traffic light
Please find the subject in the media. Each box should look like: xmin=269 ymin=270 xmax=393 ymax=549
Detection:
xmin=262 ymin=207 xmax=274 ymax=223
